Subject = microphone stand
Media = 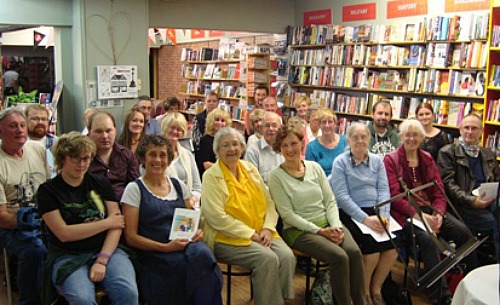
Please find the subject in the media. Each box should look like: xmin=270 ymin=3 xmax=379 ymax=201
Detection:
xmin=374 ymin=179 xmax=487 ymax=301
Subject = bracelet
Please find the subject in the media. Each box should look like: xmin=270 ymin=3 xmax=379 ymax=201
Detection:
xmin=94 ymin=260 xmax=107 ymax=266
xmin=97 ymin=253 xmax=112 ymax=259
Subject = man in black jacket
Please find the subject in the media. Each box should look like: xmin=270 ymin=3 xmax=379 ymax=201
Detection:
xmin=438 ymin=114 xmax=500 ymax=265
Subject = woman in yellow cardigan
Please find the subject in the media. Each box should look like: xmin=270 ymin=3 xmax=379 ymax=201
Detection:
xmin=201 ymin=127 xmax=296 ymax=305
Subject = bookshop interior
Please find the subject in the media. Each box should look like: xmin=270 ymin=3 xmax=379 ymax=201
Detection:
xmin=1 ymin=0 xmax=500 ymax=305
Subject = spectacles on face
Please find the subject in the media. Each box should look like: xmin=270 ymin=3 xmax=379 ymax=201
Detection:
xmin=29 ymin=117 xmax=48 ymax=122
xmin=69 ymin=155 xmax=93 ymax=163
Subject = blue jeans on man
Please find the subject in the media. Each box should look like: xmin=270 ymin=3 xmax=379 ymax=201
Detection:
xmin=0 ymin=228 xmax=47 ymax=305
xmin=52 ymin=248 xmax=138 ymax=305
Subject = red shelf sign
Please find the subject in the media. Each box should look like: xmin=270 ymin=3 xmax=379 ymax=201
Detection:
xmin=387 ymin=0 xmax=428 ymax=19
xmin=303 ymin=9 xmax=332 ymax=26
xmin=342 ymin=3 xmax=376 ymax=22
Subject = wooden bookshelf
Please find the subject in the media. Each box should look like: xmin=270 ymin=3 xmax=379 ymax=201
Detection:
xmin=243 ymin=53 xmax=271 ymax=105
xmin=287 ymin=12 xmax=489 ymax=134
xmin=484 ymin=5 xmax=500 ymax=156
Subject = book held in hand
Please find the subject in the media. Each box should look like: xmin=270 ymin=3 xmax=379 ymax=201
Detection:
xmin=169 ymin=208 xmax=201 ymax=241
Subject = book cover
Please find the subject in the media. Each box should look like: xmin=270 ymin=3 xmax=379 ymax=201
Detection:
xmin=169 ymin=208 xmax=200 ymax=241
xmin=433 ymin=43 xmax=449 ymax=68
xmin=475 ymin=72 xmax=486 ymax=97
xmin=409 ymin=45 xmax=424 ymax=66
xmin=459 ymin=73 xmax=474 ymax=96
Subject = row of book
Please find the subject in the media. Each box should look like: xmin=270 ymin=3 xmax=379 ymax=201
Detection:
xmin=180 ymin=44 xmax=246 ymax=62
xmin=486 ymin=99 xmax=500 ymax=122
xmin=485 ymin=132 xmax=500 ymax=158
xmin=181 ymin=80 xmax=243 ymax=98
xmin=289 ymin=65 xmax=485 ymax=97
xmin=488 ymin=65 xmax=500 ymax=87
xmin=289 ymin=13 xmax=488 ymax=46
xmin=290 ymin=41 xmax=486 ymax=69
xmin=491 ymin=25 xmax=500 ymax=47
xmin=289 ymin=88 xmax=479 ymax=127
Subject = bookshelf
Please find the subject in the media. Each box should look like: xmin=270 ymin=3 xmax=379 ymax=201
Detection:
xmin=287 ymin=13 xmax=489 ymax=135
xmin=243 ymin=53 xmax=271 ymax=106
xmin=484 ymin=5 xmax=500 ymax=159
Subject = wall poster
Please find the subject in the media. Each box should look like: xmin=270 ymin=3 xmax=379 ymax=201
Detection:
xmin=97 ymin=65 xmax=138 ymax=99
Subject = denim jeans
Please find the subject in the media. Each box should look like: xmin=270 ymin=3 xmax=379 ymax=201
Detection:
xmin=52 ymin=248 xmax=138 ymax=305
xmin=0 ymin=228 xmax=46 ymax=305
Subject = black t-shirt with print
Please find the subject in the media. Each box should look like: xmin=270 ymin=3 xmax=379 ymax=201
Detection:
xmin=37 ymin=173 xmax=117 ymax=252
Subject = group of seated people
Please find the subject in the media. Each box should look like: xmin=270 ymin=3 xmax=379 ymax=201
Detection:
xmin=0 ymin=92 xmax=498 ymax=305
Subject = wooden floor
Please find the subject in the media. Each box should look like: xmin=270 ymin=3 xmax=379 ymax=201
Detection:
xmin=0 ymin=260 xmax=433 ymax=305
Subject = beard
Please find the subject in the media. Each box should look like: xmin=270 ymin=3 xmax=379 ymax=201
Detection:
xmin=374 ymin=119 xmax=388 ymax=129
xmin=28 ymin=125 xmax=47 ymax=139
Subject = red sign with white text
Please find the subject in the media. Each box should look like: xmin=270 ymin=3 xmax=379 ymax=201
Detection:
xmin=190 ymin=29 xmax=205 ymax=39
xmin=387 ymin=0 xmax=428 ymax=19
xmin=303 ymin=9 xmax=332 ymax=26
xmin=342 ymin=3 xmax=376 ymax=22
xmin=445 ymin=0 xmax=489 ymax=12
xmin=209 ymin=30 xmax=225 ymax=37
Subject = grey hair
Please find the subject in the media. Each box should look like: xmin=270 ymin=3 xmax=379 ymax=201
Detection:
xmin=0 ymin=107 xmax=26 ymax=123
xmin=213 ymin=127 xmax=246 ymax=157
xmin=346 ymin=122 xmax=370 ymax=140
xmin=262 ymin=111 xmax=283 ymax=126
xmin=398 ymin=118 xmax=425 ymax=137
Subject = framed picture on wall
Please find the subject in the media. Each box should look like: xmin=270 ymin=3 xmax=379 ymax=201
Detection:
xmin=97 ymin=65 xmax=138 ymax=99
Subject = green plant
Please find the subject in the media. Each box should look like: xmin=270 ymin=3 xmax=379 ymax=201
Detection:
xmin=7 ymin=86 xmax=38 ymax=106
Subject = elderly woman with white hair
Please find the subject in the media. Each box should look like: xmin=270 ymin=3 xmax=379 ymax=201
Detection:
xmin=331 ymin=123 xmax=396 ymax=305
xmin=201 ymin=127 xmax=295 ymax=305
xmin=383 ymin=119 xmax=477 ymax=305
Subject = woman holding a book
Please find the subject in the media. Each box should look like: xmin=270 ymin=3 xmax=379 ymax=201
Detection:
xmin=38 ymin=132 xmax=138 ymax=305
xmin=268 ymin=126 xmax=365 ymax=305
xmin=201 ymin=127 xmax=296 ymax=305
xmin=330 ymin=123 xmax=397 ymax=305
xmin=121 ymin=135 xmax=222 ymax=305
xmin=383 ymin=119 xmax=477 ymax=305
xmin=305 ymin=108 xmax=347 ymax=176
xmin=161 ymin=112 xmax=201 ymax=207
xmin=415 ymin=103 xmax=449 ymax=160
xmin=118 ymin=108 xmax=146 ymax=155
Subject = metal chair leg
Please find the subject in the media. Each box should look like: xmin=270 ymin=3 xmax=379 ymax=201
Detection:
xmin=3 ymin=248 xmax=13 ymax=305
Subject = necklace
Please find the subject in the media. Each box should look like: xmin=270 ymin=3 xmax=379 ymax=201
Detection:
xmin=410 ymin=166 xmax=418 ymax=183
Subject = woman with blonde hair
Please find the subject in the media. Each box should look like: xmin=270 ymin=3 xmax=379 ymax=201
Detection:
xmin=305 ymin=108 xmax=347 ymax=176
xmin=247 ymin=109 xmax=266 ymax=147
xmin=118 ymin=108 xmax=146 ymax=154
xmin=293 ymin=96 xmax=312 ymax=121
xmin=161 ymin=112 xmax=201 ymax=207
xmin=195 ymin=108 xmax=232 ymax=178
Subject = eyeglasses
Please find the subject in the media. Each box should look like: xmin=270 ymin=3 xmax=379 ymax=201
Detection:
xmin=29 ymin=117 xmax=48 ymax=122
xmin=69 ymin=155 xmax=93 ymax=163
xmin=351 ymin=135 xmax=369 ymax=142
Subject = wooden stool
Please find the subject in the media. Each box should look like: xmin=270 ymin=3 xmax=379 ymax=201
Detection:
xmin=218 ymin=260 xmax=252 ymax=305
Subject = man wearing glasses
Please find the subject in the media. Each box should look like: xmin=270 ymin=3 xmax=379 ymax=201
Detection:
xmin=136 ymin=95 xmax=161 ymax=135
xmin=25 ymin=104 xmax=58 ymax=177
xmin=0 ymin=107 xmax=49 ymax=305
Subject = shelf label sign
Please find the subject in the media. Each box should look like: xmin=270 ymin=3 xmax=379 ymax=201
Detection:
xmin=387 ymin=0 xmax=428 ymax=18
xmin=303 ymin=9 xmax=332 ymax=26
xmin=209 ymin=30 xmax=225 ymax=37
xmin=190 ymin=29 xmax=205 ymax=39
xmin=342 ymin=3 xmax=376 ymax=22
xmin=445 ymin=0 xmax=489 ymax=12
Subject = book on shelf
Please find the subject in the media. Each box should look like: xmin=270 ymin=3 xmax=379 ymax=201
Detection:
xmin=475 ymin=72 xmax=485 ymax=97
xmin=433 ymin=43 xmax=450 ymax=68
xmin=203 ymin=64 xmax=216 ymax=79
xmin=200 ymin=48 xmax=215 ymax=61
xmin=459 ymin=73 xmax=475 ymax=96
xmin=409 ymin=45 xmax=424 ymax=66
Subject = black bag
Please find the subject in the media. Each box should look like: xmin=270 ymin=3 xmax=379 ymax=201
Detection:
xmin=381 ymin=276 xmax=413 ymax=305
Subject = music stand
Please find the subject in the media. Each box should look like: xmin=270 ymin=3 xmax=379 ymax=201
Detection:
xmin=374 ymin=180 xmax=487 ymax=292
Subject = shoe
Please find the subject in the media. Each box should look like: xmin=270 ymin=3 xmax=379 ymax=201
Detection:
xmin=371 ymin=293 xmax=386 ymax=305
